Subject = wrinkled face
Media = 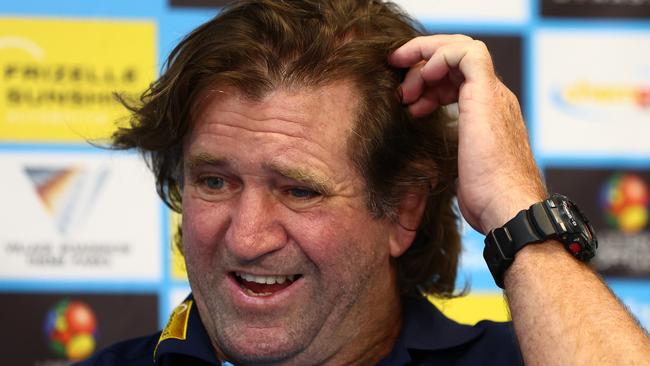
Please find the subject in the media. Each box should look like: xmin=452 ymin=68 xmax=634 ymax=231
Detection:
xmin=181 ymin=83 xmax=400 ymax=365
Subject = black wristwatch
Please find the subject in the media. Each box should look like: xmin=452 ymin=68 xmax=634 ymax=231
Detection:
xmin=483 ymin=194 xmax=598 ymax=289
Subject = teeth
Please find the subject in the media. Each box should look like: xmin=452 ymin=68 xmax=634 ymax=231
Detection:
xmin=236 ymin=272 xmax=297 ymax=285
xmin=245 ymin=288 xmax=273 ymax=297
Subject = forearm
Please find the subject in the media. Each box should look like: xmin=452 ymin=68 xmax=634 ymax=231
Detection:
xmin=389 ymin=34 xmax=650 ymax=364
xmin=505 ymin=241 xmax=650 ymax=365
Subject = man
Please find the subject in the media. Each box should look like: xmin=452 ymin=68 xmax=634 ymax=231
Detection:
xmin=78 ymin=0 xmax=650 ymax=365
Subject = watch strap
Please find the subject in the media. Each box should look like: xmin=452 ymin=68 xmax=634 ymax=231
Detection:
xmin=483 ymin=195 xmax=597 ymax=289
xmin=483 ymin=201 xmax=556 ymax=288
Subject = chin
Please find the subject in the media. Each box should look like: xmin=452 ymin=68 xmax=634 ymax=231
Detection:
xmin=217 ymin=326 xmax=307 ymax=365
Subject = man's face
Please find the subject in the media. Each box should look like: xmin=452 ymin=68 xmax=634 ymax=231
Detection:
xmin=181 ymin=83 xmax=401 ymax=364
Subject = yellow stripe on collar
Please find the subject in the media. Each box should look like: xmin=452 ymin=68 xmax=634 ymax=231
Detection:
xmin=153 ymin=299 xmax=193 ymax=361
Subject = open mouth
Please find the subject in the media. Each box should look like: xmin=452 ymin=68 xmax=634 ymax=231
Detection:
xmin=232 ymin=272 xmax=301 ymax=297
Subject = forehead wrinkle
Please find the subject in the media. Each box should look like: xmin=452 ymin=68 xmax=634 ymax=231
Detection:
xmin=213 ymin=119 xmax=306 ymax=142
xmin=265 ymin=161 xmax=333 ymax=194
xmin=202 ymin=94 xmax=310 ymax=135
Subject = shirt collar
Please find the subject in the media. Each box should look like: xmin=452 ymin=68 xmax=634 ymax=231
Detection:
xmin=155 ymin=294 xmax=483 ymax=365
xmin=377 ymin=295 xmax=484 ymax=365
xmin=154 ymin=294 xmax=219 ymax=365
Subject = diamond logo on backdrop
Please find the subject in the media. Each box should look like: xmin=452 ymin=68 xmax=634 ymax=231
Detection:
xmin=24 ymin=166 xmax=109 ymax=235
xmin=600 ymin=172 xmax=650 ymax=234
xmin=44 ymin=299 xmax=98 ymax=360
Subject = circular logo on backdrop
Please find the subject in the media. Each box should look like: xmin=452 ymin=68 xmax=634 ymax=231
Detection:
xmin=43 ymin=299 xmax=98 ymax=360
xmin=600 ymin=173 xmax=650 ymax=234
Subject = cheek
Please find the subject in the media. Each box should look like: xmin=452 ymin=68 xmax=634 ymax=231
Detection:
xmin=181 ymin=198 xmax=229 ymax=261
xmin=288 ymin=208 xmax=390 ymax=273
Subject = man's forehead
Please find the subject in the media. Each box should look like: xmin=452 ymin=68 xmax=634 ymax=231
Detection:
xmin=183 ymin=80 xmax=364 ymax=182
xmin=190 ymin=80 xmax=362 ymax=126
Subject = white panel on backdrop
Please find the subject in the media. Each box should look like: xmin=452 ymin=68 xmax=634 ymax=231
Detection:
xmin=0 ymin=151 xmax=161 ymax=280
xmin=169 ymin=285 xmax=192 ymax=316
xmin=535 ymin=30 xmax=650 ymax=157
xmin=394 ymin=0 xmax=528 ymax=23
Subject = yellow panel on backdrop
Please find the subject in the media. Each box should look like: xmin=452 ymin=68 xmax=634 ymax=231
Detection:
xmin=0 ymin=18 xmax=156 ymax=142
xmin=170 ymin=212 xmax=188 ymax=280
xmin=429 ymin=293 xmax=511 ymax=325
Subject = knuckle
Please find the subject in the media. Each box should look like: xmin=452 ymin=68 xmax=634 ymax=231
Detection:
xmin=471 ymin=40 xmax=489 ymax=54
xmin=451 ymin=34 xmax=473 ymax=42
xmin=469 ymin=40 xmax=495 ymax=69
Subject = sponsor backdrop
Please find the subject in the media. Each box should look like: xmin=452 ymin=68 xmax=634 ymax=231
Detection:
xmin=0 ymin=293 xmax=158 ymax=364
xmin=0 ymin=0 xmax=648 ymax=364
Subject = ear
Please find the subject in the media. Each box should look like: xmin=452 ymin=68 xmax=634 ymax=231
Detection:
xmin=388 ymin=187 xmax=428 ymax=258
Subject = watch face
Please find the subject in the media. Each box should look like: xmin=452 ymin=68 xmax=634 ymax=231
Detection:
xmin=559 ymin=199 xmax=579 ymax=231
xmin=566 ymin=201 xmax=591 ymax=237
xmin=553 ymin=194 xmax=598 ymax=260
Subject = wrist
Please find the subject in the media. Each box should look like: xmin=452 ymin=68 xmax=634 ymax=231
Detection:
xmin=502 ymin=240 xmax=566 ymax=289
xmin=482 ymin=194 xmax=598 ymax=289
xmin=479 ymin=193 xmax=545 ymax=233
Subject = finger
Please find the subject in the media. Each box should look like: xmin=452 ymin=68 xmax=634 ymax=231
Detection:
xmin=407 ymin=88 xmax=439 ymax=118
xmin=448 ymin=68 xmax=465 ymax=89
xmin=421 ymin=40 xmax=494 ymax=85
xmin=434 ymin=77 xmax=461 ymax=106
xmin=400 ymin=62 xmax=462 ymax=106
xmin=389 ymin=34 xmax=474 ymax=67
xmin=406 ymin=77 xmax=460 ymax=117
xmin=400 ymin=61 xmax=425 ymax=104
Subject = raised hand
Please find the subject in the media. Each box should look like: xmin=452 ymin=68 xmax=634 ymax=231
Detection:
xmin=389 ymin=35 xmax=546 ymax=233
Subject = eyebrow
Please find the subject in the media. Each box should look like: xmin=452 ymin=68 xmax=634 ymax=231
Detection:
xmin=265 ymin=162 xmax=333 ymax=194
xmin=186 ymin=153 xmax=231 ymax=170
xmin=186 ymin=153 xmax=333 ymax=194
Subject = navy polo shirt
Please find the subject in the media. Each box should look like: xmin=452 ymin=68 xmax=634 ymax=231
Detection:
xmin=75 ymin=294 xmax=523 ymax=365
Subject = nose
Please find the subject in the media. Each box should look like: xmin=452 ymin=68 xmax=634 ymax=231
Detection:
xmin=224 ymin=187 xmax=288 ymax=262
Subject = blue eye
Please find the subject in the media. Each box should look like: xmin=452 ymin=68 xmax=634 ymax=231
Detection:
xmin=288 ymin=188 xmax=319 ymax=199
xmin=204 ymin=177 xmax=224 ymax=189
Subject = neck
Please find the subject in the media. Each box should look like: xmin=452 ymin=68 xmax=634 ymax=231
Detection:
xmin=315 ymin=282 xmax=404 ymax=366
xmin=331 ymin=302 xmax=402 ymax=366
